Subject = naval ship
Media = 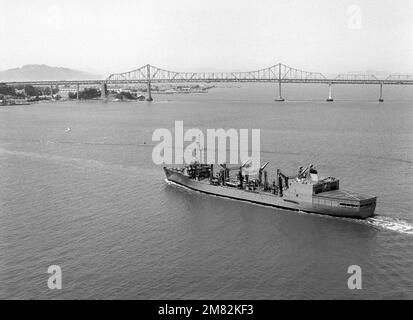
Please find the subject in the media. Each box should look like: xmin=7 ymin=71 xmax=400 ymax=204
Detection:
xmin=164 ymin=161 xmax=377 ymax=219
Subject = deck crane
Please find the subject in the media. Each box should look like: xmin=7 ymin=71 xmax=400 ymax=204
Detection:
xmin=258 ymin=162 xmax=269 ymax=186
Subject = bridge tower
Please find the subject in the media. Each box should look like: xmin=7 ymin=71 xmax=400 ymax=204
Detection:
xmin=146 ymin=64 xmax=153 ymax=101
xmin=275 ymin=64 xmax=285 ymax=102
xmin=379 ymin=83 xmax=384 ymax=102
xmin=326 ymin=83 xmax=334 ymax=102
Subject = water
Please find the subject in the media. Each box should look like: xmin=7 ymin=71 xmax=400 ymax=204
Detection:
xmin=0 ymin=83 xmax=412 ymax=299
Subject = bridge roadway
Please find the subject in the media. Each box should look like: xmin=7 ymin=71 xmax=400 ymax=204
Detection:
xmin=4 ymin=79 xmax=413 ymax=85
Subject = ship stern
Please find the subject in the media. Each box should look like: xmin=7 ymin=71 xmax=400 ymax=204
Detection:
xmin=312 ymin=190 xmax=377 ymax=219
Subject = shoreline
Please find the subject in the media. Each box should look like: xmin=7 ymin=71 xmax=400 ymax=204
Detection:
xmin=0 ymin=91 xmax=211 ymax=106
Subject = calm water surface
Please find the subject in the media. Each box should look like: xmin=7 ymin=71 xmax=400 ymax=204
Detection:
xmin=1 ymin=83 xmax=412 ymax=299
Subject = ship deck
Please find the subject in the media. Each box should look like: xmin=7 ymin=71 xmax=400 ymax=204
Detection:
xmin=315 ymin=189 xmax=375 ymax=201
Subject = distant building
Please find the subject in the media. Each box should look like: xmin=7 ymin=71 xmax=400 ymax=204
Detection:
xmin=15 ymin=88 xmax=25 ymax=96
xmin=58 ymin=87 xmax=78 ymax=98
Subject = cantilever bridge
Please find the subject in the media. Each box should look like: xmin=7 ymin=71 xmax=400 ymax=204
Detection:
xmin=106 ymin=63 xmax=413 ymax=102
xmin=4 ymin=63 xmax=413 ymax=102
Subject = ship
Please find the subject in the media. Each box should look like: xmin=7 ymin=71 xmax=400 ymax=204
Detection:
xmin=164 ymin=160 xmax=377 ymax=219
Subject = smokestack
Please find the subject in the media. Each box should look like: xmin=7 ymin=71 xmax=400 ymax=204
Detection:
xmin=277 ymin=169 xmax=283 ymax=197
xmin=264 ymin=171 xmax=268 ymax=190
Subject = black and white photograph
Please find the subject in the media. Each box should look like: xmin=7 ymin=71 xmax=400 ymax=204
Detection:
xmin=0 ymin=0 xmax=413 ymax=304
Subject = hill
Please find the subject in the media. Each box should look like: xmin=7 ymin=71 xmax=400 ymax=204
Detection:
xmin=0 ymin=64 xmax=102 ymax=81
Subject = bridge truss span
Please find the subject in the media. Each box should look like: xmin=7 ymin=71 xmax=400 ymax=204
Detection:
xmin=106 ymin=63 xmax=327 ymax=83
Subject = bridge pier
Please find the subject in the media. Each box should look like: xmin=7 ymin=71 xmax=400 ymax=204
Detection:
xmin=101 ymin=83 xmax=108 ymax=99
xmin=76 ymin=83 xmax=80 ymax=100
xmin=379 ymin=83 xmax=384 ymax=102
xmin=147 ymin=81 xmax=153 ymax=101
xmin=146 ymin=64 xmax=153 ymax=102
xmin=274 ymin=80 xmax=285 ymax=102
xmin=274 ymin=64 xmax=285 ymax=101
xmin=326 ymin=83 xmax=334 ymax=102
xmin=50 ymin=85 xmax=54 ymax=99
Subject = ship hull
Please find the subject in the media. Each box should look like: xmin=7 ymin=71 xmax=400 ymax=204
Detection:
xmin=164 ymin=168 xmax=375 ymax=219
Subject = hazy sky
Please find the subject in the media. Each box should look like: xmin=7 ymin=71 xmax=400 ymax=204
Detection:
xmin=0 ymin=0 xmax=412 ymax=76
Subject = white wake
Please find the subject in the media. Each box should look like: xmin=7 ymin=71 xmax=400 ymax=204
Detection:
xmin=366 ymin=216 xmax=413 ymax=235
